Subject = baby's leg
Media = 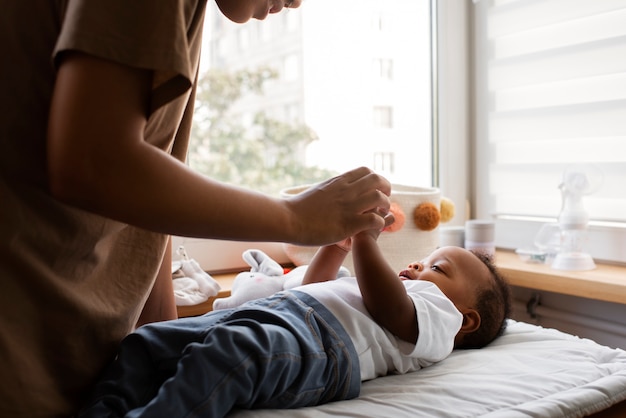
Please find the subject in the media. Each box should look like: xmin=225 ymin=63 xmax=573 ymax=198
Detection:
xmin=122 ymin=293 xmax=359 ymax=417
xmin=78 ymin=310 xmax=233 ymax=417
xmin=133 ymin=320 xmax=310 ymax=417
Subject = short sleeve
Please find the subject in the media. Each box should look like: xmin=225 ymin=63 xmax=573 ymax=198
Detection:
xmin=404 ymin=281 xmax=463 ymax=363
xmin=54 ymin=0 xmax=206 ymax=111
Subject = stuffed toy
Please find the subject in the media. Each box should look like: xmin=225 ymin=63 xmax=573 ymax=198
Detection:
xmin=212 ymin=249 xmax=350 ymax=310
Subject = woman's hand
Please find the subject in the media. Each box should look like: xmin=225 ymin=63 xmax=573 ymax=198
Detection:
xmin=285 ymin=167 xmax=391 ymax=245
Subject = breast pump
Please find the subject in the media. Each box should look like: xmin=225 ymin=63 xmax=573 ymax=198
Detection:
xmin=551 ymin=168 xmax=598 ymax=271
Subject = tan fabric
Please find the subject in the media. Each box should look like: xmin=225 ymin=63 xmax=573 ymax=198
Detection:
xmin=0 ymin=1 xmax=206 ymax=416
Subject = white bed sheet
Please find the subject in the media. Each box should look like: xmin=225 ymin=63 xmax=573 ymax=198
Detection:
xmin=228 ymin=320 xmax=626 ymax=418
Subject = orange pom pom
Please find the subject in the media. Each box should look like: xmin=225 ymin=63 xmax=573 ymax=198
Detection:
xmin=383 ymin=202 xmax=406 ymax=232
xmin=413 ymin=202 xmax=440 ymax=231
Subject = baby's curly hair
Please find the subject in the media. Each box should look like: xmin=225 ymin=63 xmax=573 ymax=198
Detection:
xmin=458 ymin=251 xmax=512 ymax=349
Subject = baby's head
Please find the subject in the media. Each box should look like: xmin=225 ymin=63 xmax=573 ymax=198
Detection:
xmin=400 ymin=246 xmax=511 ymax=349
xmin=459 ymin=250 xmax=511 ymax=348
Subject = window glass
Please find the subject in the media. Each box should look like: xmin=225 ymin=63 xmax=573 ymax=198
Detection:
xmin=373 ymin=106 xmax=394 ymax=129
xmin=190 ymin=0 xmax=433 ymax=196
xmin=372 ymin=58 xmax=394 ymax=81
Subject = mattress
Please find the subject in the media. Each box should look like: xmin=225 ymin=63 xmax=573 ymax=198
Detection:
xmin=227 ymin=320 xmax=626 ymax=417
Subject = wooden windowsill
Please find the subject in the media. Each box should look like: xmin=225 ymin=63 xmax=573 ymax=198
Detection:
xmin=495 ymin=250 xmax=626 ymax=305
xmin=177 ymin=250 xmax=626 ymax=317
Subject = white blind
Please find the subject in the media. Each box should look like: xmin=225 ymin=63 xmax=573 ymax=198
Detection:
xmin=473 ymin=0 xmax=626 ymax=262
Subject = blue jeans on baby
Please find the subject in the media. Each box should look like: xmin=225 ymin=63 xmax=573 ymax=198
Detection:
xmin=79 ymin=291 xmax=360 ymax=418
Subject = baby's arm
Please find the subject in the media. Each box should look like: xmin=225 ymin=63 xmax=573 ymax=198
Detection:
xmin=301 ymin=238 xmax=351 ymax=285
xmin=351 ymin=230 xmax=418 ymax=344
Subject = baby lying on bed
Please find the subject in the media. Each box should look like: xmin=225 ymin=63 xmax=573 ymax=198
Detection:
xmin=80 ymin=220 xmax=511 ymax=418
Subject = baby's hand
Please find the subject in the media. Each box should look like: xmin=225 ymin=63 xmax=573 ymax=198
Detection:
xmin=335 ymin=207 xmax=394 ymax=250
xmin=355 ymin=211 xmax=395 ymax=242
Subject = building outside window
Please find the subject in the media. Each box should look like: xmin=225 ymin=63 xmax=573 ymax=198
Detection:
xmin=372 ymin=105 xmax=394 ymax=129
xmin=373 ymin=58 xmax=394 ymax=81
xmin=190 ymin=0 xmax=433 ymax=194
xmin=374 ymin=151 xmax=396 ymax=174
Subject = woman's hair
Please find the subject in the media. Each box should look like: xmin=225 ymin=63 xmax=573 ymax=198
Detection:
xmin=459 ymin=251 xmax=512 ymax=349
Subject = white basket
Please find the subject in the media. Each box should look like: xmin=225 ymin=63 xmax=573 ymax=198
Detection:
xmin=280 ymin=184 xmax=441 ymax=274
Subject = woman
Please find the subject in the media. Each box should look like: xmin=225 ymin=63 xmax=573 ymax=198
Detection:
xmin=0 ymin=1 xmax=391 ymax=416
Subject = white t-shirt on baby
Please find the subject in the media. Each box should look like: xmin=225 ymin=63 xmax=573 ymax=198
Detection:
xmin=296 ymin=277 xmax=463 ymax=381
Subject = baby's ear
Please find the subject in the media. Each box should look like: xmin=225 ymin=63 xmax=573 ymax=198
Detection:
xmin=459 ymin=308 xmax=481 ymax=334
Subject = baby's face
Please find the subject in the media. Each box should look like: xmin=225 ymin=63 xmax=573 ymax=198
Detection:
xmin=215 ymin=0 xmax=301 ymax=23
xmin=398 ymin=246 xmax=491 ymax=311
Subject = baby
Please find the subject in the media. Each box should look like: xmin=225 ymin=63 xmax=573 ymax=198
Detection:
xmin=80 ymin=223 xmax=511 ymax=417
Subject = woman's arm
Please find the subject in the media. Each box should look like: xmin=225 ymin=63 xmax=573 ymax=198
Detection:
xmin=47 ymin=53 xmax=391 ymax=246
xmin=351 ymin=231 xmax=418 ymax=344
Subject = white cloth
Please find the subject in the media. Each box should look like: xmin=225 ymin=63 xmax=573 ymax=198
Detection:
xmin=295 ymin=278 xmax=462 ymax=381
xmin=173 ymin=259 xmax=221 ymax=306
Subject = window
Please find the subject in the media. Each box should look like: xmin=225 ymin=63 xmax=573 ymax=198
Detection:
xmin=472 ymin=0 xmax=626 ymax=263
xmin=373 ymin=151 xmax=395 ymax=175
xmin=372 ymin=105 xmax=394 ymax=129
xmin=178 ymin=0 xmax=434 ymax=271
xmin=373 ymin=58 xmax=394 ymax=81
xmin=236 ymin=27 xmax=249 ymax=51
xmin=282 ymin=53 xmax=299 ymax=82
